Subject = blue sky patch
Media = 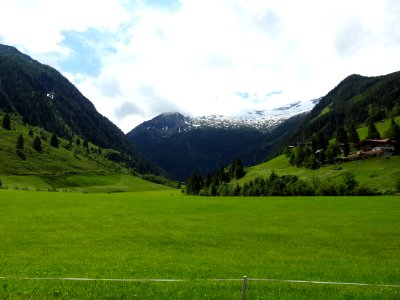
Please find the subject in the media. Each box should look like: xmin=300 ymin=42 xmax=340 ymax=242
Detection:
xmin=266 ymin=90 xmax=283 ymax=97
xmin=123 ymin=0 xmax=181 ymax=11
xmin=59 ymin=28 xmax=117 ymax=77
xmin=235 ymin=92 xmax=250 ymax=99
xmin=147 ymin=0 xmax=181 ymax=9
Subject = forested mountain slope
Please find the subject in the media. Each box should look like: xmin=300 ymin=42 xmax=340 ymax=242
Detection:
xmin=0 ymin=44 xmax=155 ymax=174
xmin=289 ymin=71 xmax=400 ymax=143
xmin=127 ymin=112 xmax=307 ymax=180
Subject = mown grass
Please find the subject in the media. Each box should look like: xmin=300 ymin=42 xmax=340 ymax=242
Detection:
xmin=0 ymin=174 xmax=171 ymax=193
xmin=0 ymin=190 xmax=399 ymax=299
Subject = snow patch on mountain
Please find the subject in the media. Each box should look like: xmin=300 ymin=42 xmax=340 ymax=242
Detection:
xmin=187 ymin=98 xmax=320 ymax=131
xmin=133 ymin=98 xmax=320 ymax=137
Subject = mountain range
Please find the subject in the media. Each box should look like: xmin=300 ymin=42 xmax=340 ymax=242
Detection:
xmin=127 ymin=109 xmax=310 ymax=180
xmin=1 ymin=43 xmax=399 ymax=183
xmin=128 ymin=71 xmax=400 ymax=180
xmin=158 ymin=99 xmax=318 ymax=132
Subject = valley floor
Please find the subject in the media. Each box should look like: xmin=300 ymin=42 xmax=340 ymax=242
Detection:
xmin=0 ymin=173 xmax=171 ymax=193
xmin=0 ymin=189 xmax=399 ymax=299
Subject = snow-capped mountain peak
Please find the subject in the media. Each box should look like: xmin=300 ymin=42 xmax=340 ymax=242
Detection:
xmin=187 ymin=98 xmax=320 ymax=131
xmin=131 ymin=98 xmax=320 ymax=137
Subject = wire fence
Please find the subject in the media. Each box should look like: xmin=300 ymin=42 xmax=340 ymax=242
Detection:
xmin=2 ymin=275 xmax=400 ymax=286
xmin=2 ymin=275 xmax=400 ymax=300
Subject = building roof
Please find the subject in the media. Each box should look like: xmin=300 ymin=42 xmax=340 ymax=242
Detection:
xmin=355 ymin=138 xmax=395 ymax=149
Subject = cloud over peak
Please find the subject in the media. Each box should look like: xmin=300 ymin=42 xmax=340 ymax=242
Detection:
xmin=1 ymin=0 xmax=400 ymax=132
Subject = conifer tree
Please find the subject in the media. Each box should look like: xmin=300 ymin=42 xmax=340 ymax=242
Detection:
xmin=186 ymin=172 xmax=203 ymax=195
xmin=386 ymin=119 xmax=400 ymax=153
xmin=50 ymin=133 xmax=59 ymax=148
xmin=347 ymin=123 xmax=360 ymax=144
xmin=209 ymin=183 xmax=217 ymax=196
xmin=316 ymin=132 xmax=328 ymax=150
xmin=2 ymin=113 xmax=11 ymax=130
xmin=219 ymin=166 xmax=228 ymax=183
xmin=15 ymin=133 xmax=26 ymax=160
xmin=335 ymin=126 xmax=348 ymax=143
xmin=367 ymin=121 xmax=380 ymax=139
xmin=386 ymin=119 xmax=400 ymax=142
xmin=294 ymin=146 xmax=305 ymax=166
xmin=33 ymin=136 xmax=42 ymax=152
xmin=233 ymin=159 xmax=245 ymax=179
xmin=16 ymin=133 xmax=24 ymax=150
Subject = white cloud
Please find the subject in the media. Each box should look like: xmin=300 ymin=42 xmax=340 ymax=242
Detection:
xmin=0 ymin=0 xmax=130 ymax=53
xmin=1 ymin=0 xmax=400 ymax=132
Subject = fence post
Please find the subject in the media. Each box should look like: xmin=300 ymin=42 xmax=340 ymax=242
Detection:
xmin=241 ymin=276 xmax=248 ymax=300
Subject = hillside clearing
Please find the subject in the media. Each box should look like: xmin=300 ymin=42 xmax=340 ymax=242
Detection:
xmin=239 ymin=154 xmax=400 ymax=193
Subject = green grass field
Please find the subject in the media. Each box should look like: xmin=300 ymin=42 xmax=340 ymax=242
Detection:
xmin=1 ymin=189 xmax=399 ymax=299
xmin=0 ymin=174 xmax=172 ymax=193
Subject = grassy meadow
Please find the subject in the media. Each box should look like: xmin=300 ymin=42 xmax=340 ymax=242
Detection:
xmin=0 ymin=189 xmax=399 ymax=299
xmin=0 ymin=113 xmax=128 ymax=176
xmin=1 ymin=113 xmax=400 ymax=298
xmin=0 ymin=174 xmax=171 ymax=193
xmin=357 ymin=115 xmax=400 ymax=141
xmin=239 ymin=155 xmax=400 ymax=194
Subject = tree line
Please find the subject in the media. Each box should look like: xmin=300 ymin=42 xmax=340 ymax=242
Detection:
xmin=186 ymin=169 xmax=379 ymax=197
xmin=186 ymin=159 xmax=245 ymax=195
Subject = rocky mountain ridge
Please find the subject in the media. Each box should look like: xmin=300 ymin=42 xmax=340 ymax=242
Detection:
xmin=189 ymin=98 xmax=319 ymax=131
xmin=136 ymin=98 xmax=319 ymax=138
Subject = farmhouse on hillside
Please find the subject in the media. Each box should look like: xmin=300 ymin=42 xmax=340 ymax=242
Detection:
xmin=345 ymin=138 xmax=396 ymax=161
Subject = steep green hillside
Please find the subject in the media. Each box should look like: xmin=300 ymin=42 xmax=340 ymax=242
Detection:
xmin=0 ymin=113 xmax=126 ymax=176
xmin=237 ymin=119 xmax=400 ymax=193
xmin=0 ymin=44 xmax=155 ymax=174
xmin=0 ymin=113 xmax=176 ymax=191
xmin=290 ymin=71 xmax=400 ymax=143
xmin=238 ymin=155 xmax=400 ymax=193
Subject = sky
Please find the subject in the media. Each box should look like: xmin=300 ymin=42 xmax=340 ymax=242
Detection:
xmin=0 ymin=0 xmax=400 ymax=132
